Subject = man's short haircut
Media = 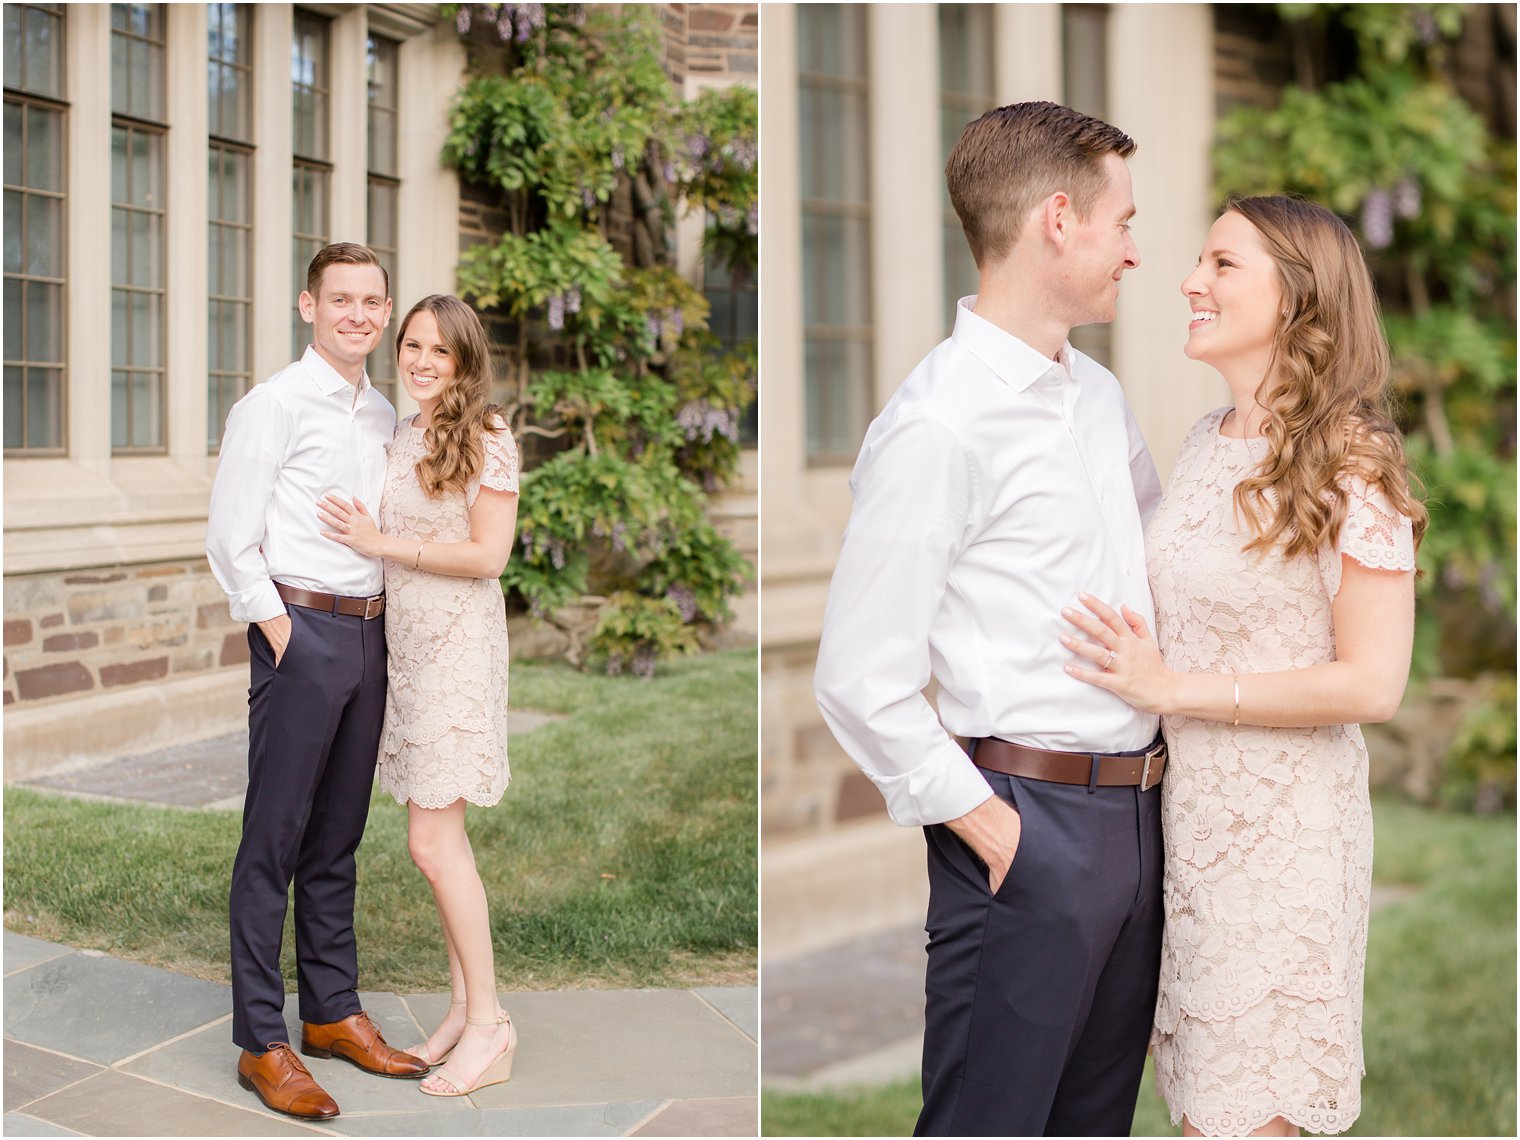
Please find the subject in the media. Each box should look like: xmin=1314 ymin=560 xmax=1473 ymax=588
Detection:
xmin=946 ymin=101 xmax=1136 ymax=269
xmin=305 ymin=242 xmax=389 ymax=300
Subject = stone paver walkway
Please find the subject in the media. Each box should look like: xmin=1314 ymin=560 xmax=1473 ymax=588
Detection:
xmin=7 ymin=719 xmax=757 ymax=1133
xmin=760 ymin=925 xmax=923 ymax=1092
xmin=4 ymin=931 xmax=757 ymax=1137
xmin=14 ymin=712 xmax=560 ymax=813
xmin=762 ymin=886 xmax=1422 ymax=1093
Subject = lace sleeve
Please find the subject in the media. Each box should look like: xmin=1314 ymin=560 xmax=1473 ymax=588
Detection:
xmin=1317 ymin=472 xmax=1417 ymax=597
xmin=468 ymin=421 xmax=519 ymax=509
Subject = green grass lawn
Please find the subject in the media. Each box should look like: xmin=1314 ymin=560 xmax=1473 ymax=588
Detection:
xmin=762 ymin=796 xmax=1516 ymax=1137
xmin=4 ymin=651 xmax=757 ymax=992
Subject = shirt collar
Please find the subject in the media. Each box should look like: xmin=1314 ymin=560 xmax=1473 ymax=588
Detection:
xmin=301 ymin=344 xmax=372 ymax=399
xmin=950 ymin=296 xmax=1074 ymax=393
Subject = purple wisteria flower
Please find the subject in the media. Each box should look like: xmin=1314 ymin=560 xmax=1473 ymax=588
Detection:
xmin=515 ymin=2 xmax=545 ymax=43
xmin=667 ymin=308 xmax=684 ymax=337
xmin=565 ymin=286 xmax=582 ymax=314
xmin=611 ymin=146 xmax=624 ymax=171
xmin=676 ymin=400 xmax=738 ymax=443
xmin=547 ymin=293 xmax=566 ymax=330
xmin=456 ymin=6 xmax=472 ymax=34
xmin=667 ymin=585 xmax=698 ymax=623
xmin=582 ymin=187 xmax=597 ymax=209
xmin=632 ymin=646 xmax=657 ymax=678
xmin=1362 ymin=188 xmax=1394 ymax=250
xmin=1393 ymin=177 xmax=1421 ymax=220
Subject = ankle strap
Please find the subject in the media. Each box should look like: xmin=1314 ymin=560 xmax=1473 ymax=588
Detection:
xmin=464 ymin=1010 xmax=509 ymax=1027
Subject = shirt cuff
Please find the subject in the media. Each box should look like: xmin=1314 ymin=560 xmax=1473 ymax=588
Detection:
xmin=869 ymin=740 xmax=997 ymax=828
xmin=228 ymin=581 xmax=286 ymax=625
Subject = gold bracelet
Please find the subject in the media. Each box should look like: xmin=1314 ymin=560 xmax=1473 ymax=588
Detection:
xmin=1232 ymin=674 xmax=1241 ymax=726
xmin=414 ymin=542 xmax=425 ymax=570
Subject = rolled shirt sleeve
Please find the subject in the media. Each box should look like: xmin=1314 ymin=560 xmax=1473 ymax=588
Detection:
xmin=206 ymin=385 xmax=290 ymax=625
xmin=814 ymin=412 xmax=996 ymax=828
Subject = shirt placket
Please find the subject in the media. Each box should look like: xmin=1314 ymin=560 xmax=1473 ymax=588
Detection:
xmin=348 ymin=391 xmax=376 ymax=506
xmin=1060 ymin=372 xmax=1137 ymax=573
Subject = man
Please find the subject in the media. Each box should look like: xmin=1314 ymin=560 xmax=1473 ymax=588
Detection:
xmin=814 ymin=103 xmax=1165 ymax=1137
xmin=207 ymin=242 xmax=427 ymax=1120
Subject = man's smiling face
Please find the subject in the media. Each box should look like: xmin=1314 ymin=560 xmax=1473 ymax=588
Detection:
xmin=299 ymin=263 xmax=392 ymax=379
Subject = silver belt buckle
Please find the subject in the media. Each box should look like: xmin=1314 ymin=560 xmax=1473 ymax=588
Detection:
xmin=1139 ymin=740 xmax=1165 ymax=792
xmin=363 ymin=594 xmax=384 ymax=620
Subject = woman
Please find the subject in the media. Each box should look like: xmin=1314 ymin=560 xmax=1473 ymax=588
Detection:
xmin=318 ymin=294 xmax=520 ymax=1098
xmin=1060 ymin=196 xmax=1424 ymax=1136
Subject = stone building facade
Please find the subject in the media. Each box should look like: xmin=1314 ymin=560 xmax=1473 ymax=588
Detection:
xmin=3 ymin=2 xmax=756 ymax=777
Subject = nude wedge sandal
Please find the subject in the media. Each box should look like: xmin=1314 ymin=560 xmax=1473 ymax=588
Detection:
xmin=418 ymin=1010 xmax=516 ymax=1098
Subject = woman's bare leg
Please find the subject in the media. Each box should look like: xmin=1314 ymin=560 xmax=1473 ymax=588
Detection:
xmin=406 ymin=799 xmax=512 ymax=1092
xmin=414 ymin=895 xmax=467 ymax=1060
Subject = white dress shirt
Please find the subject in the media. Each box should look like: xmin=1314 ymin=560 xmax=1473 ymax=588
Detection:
xmin=206 ymin=346 xmax=396 ymax=624
xmin=814 ymin=298 xmax=1163 ymax=828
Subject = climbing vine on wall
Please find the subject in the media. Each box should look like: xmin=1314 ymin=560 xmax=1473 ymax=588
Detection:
xmin=442 ymin=3 xmax=757 ymax=675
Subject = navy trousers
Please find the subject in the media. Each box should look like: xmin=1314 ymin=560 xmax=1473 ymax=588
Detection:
xmin=915 ymin=765 xmax=1163 ymax=1137
xmin=229 ymin=603 xmax=387 ymax=1052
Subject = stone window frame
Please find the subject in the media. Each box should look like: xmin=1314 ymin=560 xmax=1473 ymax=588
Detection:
xmin=290 ymin=8 xmax=331 ymax=359
xmin=110 ymin=3 xmax=165 ymax=123
xmin=208 ymin=142 xmax=254 ymax=450
xmin=207 ymin=2 xmax=253 ymax=143
xmin=111 ymin=118 xmax=168 ymax=453
xmin=207 ymin=3 xmax=254 ymax=451
xmin=1062 ymin=2 xmax=1114 ymax=366
xmin=3 ymin=3 xmax=69 ymax=456
xmin=110 ymin=4 xmax=170 ymax=456
xmin=937 ymin=4 xmax=997 ymax=335
xmin=365 ymin=32 xmax=400 ymax=401
xmin=797 ymin=2 xmax=874 ymax=468
xmin=4 ymin=91 xmax=69 ymax=456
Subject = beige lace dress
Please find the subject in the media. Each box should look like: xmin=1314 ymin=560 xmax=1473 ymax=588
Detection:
xmin=377 ymin=415 xmax=520 ymax=809
xmin=1147 ymin=409 xmax=1416 ymax=1136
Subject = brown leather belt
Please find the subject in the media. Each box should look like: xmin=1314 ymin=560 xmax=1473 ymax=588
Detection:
xmin=274 ymin=581 xmax=385 ymax=620
xmin=961 ymin=735 xmax=1166 ymax=793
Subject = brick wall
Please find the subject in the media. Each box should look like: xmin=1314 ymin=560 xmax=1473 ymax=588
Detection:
xmin=3 ymin=559 xmax=244 ymax=711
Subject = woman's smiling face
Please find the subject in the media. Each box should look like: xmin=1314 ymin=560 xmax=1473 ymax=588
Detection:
xmin=397 ymin=309 xmax=456 ymax=410
xmin=1180 ymin=210 xmax=1285 ymax=378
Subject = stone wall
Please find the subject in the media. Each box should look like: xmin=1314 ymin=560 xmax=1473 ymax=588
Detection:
xmin=761 ymin=640 xmax=887 ymax=836
xmin=661 ymin=3 xmax=758 ymax=85
xmin=3 ymin=559 xmax=244 ymax=711
xmin=1212 ymin=5 xmax=1295 ymax=119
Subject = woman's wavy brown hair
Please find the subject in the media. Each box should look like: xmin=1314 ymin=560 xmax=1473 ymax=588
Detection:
xmin=395 ymin=294 xmax=503 ymax=499
xmin=1225 ymin=195 xmax=1427 ymax=559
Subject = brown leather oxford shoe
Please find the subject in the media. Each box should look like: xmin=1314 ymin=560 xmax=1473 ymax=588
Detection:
xmin=237 ymin=1043 xmax=340 ymax=1119
xmin=301 ymin=1010 xmax=430 ymax=1078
